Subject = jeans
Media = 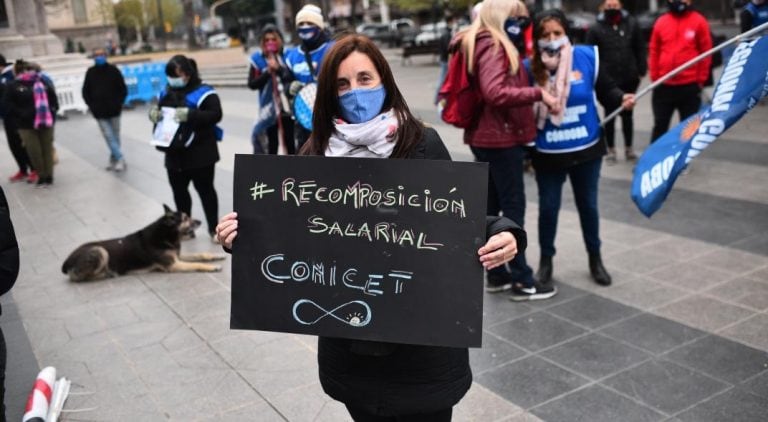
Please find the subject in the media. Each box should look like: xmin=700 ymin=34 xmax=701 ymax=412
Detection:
xmin=536 ymin=157 xmax=602 ymax=258
xmin=96 ymin=117 xmax=123 ymax=162
xmin=471 ymin=146 xmax=534 ymax=286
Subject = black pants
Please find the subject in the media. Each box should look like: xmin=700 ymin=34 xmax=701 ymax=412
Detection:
xmin=345 ymin=405 xmax=452 ymax=422
xmin=0 ymin=326 xmax=5 ymax=422
xmin=3 ymin=120 xmax=33 ymax=174
xmin=650 ymin=83 xmax=701 ymax=143
xmin=603 ymin=78 xmax=640 ymax=149
xmin=167 ymin=164 xmax=218 ymax=235
xmin=268 ymin=116 xmax=296 ymax=155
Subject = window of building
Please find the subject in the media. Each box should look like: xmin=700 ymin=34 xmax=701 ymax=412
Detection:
xmin=72 ymin=0 xmax=88 ymax=24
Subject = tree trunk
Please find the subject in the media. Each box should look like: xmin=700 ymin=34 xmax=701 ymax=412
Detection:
xmin=183 ymin=0 xmax=200 ymax=49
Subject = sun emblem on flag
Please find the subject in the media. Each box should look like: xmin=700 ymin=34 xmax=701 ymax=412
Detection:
xmin=680 ymin=114 xmax=702 ymax=143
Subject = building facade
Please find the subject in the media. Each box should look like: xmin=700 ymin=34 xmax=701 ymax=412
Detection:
xmin=0 ymin=0 xmax=62 ymax=59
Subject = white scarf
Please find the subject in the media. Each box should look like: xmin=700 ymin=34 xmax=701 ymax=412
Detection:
xmin=325 ymin=111 xmax=399 ymax=158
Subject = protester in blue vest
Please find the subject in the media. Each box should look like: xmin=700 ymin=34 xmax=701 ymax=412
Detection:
xmin=149 ymin=55 xmax=222 ymax=242
xmin=741 ymin=0 xmax=768 ymax=32
xmin=528 ymin=9 xmax=634 ymax=286
xmin=0 ymin=55 xmax=37 ymax=184
xmin=284 ymin=4 xmax=334 ymax=150
xmin=248 ymin=25 xmax=294 ymax=155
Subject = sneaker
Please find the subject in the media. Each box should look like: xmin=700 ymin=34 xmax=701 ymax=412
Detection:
xmin=9 ymin=171 xmax=27 ymax=182
xmin=509 ymin=281 xmax=557 ymax=301
xmin=605 ymin=148 xmax=617 ymax=165
xmin=485 ymin=273 xmax=513 ymax=293
xmin=105 ymin=160 xmax=115 ymax=171
xmin=27 ymin=171 xmax=39 ymax=184
xmin=625 ymin=149 xmax=638 ymax=162
xmin=113 ymin=159 xmax=126 ymax=172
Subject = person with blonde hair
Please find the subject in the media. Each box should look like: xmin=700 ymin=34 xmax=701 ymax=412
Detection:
xmin=456 ymin=0 xmax=558 ymax=301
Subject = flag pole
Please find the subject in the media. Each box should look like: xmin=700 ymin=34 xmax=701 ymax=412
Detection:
xmin=601 ymin=21 xmax=768 ymax=126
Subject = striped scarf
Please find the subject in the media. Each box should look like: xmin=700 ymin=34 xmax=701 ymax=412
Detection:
xmin=17 ymin=72 xmax=53 ymax=129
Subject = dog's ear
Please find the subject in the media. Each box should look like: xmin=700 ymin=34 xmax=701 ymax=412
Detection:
xmin=163 ymin=204 xmax=173 ymax=215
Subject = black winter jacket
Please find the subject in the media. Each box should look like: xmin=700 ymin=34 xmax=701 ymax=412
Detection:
xmin=0 ymin=187 xmax=20 ymax=316
xmin=82 ymin=63 xmax=127 ymax=119
xmin=585 ymin=11 xmax=647 ymax=86
xmin=2 ymin=77 xmax=59 ymax=130
xmin=156 ymin=79 xmax=222 ymax=171
xmin=318 ymin=127 xmax=527 ymax=416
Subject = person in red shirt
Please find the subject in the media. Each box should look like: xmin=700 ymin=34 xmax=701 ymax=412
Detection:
xmin=648 ymin=0 xmax=712 ymax=143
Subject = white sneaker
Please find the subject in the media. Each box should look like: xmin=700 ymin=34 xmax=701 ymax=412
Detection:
xmin=113 ymin=160 xmax=126 ymax=172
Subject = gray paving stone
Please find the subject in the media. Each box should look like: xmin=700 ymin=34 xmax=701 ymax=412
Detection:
xmin=487 ymin=311 xmax=587 ymax=352
xmin=594 ymin=278 xmax=688 ymax=311
xmin=654 ymin=295 xmax=755 ymax=332
xmin=530 ymin=384 xmax=664 ymax=422
xmin=603 ymin=359 xmax=729 ymax=414
xmin=483 ymin=291 xmax=535 ymax=326
xmin=705 ymin=277 xmax=768 ymax=311
xmin=689 ymin=248 xmax=767 ymax=277
xmin=270 ymin=381 xmax=352 ymax=422
xmin=641 ymin=236 xmax=718 ymax=261
xmin=745 ymin=266 xmax=768 ymax=283
xmin=454 ymin=383 xmax=527 ymax=422
xmin=198 ymin=401 xmax=288 ymax=422
xmin=235 ymin=337 xmax=320 ymax=400
xmin=664 ymin=335 xmax=768 ymax=384
xmin=475 ymin=356 xmax=589 ymax=409
xmin=720 ymin=313 xmax=768 ymax=352
xmin=740 ymin=371 xmax=768 ymax=399
xmin=471 ymin=333 xmax=528 ymax=374
xmin=600 ymin=313 xmax=707 ymax=355
xmin=541 ymin=333 xmax=651 ymax=380
xmin=646 ymin=261 xmax=734 ymax=291
xmin=608 ymin=249 xmax=676 ymax=276
xmin=524 ymin=282 xmax=589 ymax=310
xmin=730 ymin=232 xmax=768 ymax=256
xmin=546 ymin=294 xmax=641 ymax=330
xmin=675 ymin=388 xmax=768 ymax=422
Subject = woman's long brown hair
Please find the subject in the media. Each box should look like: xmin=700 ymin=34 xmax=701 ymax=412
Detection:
xmin=531 ymin=9 xmax=570 ymax=87
xmin=299 ymin=34 xmax=424 ymax=158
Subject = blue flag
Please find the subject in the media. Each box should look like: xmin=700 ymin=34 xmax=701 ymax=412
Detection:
xmin=631 ymin=36 xmax=768 ymax=217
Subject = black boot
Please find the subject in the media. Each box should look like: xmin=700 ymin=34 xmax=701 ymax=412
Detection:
xmin=536 ymin=256 xmax=553 ymax=284
xmin=589 ymin=253 xmax=612 ymax=286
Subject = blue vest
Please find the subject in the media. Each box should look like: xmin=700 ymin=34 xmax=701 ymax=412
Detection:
xmin=536 ymin=46 xmax=601 ymax=154
xmin=284 ymin=41 xmax=334 ymax=83
xmin=745 ymin=2 xmax=768 ymax=28
xmin=159 ymin=84 xmax=223 ymax=143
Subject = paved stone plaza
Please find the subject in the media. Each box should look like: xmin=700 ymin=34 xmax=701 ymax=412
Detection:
xmin=1 ymin=50 xmax=767 ymax=421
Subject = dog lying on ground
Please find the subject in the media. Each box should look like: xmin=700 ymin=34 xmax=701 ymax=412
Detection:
xmin=62 ymin=205 xmax=225 ymax=282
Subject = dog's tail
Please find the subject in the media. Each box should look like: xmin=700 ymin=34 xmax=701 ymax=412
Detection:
xmin=62 ymin=247 xmax=109 ymax=282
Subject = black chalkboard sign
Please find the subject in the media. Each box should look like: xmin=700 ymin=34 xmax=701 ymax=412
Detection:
xmin=231 ymin=154 xmax=488 ymax=348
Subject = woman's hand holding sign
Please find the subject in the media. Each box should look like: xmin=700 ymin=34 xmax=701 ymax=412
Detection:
xmin=478 ymin=231 xmax=518 ymax=270
xmin=216 ymin=212 xmax=238 ymax=249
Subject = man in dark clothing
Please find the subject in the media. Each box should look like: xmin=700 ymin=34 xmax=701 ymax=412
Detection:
xmin=586 ymin=0 xmax=646 ymax=163
xmin=0 ymin=186 xmax=20 ymax=422
xmin=82 ymin=48 xmax=128 ymax=171
xmin=648 ymin=0 xmax=711 ymax=143
xmin=741 ymin=0 xmax=768 ymax=32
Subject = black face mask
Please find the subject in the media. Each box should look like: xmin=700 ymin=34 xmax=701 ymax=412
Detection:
xmin=669 ymin=0 xmax=689 ymax=14
xmin=604 ymin=9 xmax=622 ymax=21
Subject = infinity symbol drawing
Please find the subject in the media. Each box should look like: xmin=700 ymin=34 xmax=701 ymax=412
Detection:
xmin=292 ymin=299 xmax=372 ymax=327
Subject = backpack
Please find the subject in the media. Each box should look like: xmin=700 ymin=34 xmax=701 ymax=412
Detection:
xmin=437 ymin=48 xmax=482 ymax=129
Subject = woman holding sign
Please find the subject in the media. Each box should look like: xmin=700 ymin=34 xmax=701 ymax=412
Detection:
xmin=149 ymin=55 xmax=222 ymax=242
xmin=528 ymin=10 xmax=634 ymax=286
xmin=217 ymin=34 xmax=526 ymax=422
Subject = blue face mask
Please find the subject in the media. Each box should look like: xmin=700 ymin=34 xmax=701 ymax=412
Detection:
xmin=339 ymin=85 xmax=387 ymax=124
xmin=297 ymin=26 xmax=320 ymax=41
xmin=504 ymin=18 xmax=524 ymax=44
xmin=94 ymin=55 xmax=107 ymax=66
xmin=167 ymin=76 xmax=187 ymax=88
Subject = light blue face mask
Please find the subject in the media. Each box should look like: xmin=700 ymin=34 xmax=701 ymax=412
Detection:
xmin=94 ymin=55 xmax=107 ymax=66
xmin=167 ymin=76 xmax=186 ymax=88
xmin=339 ymin=85 xmax=387 ymax=124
